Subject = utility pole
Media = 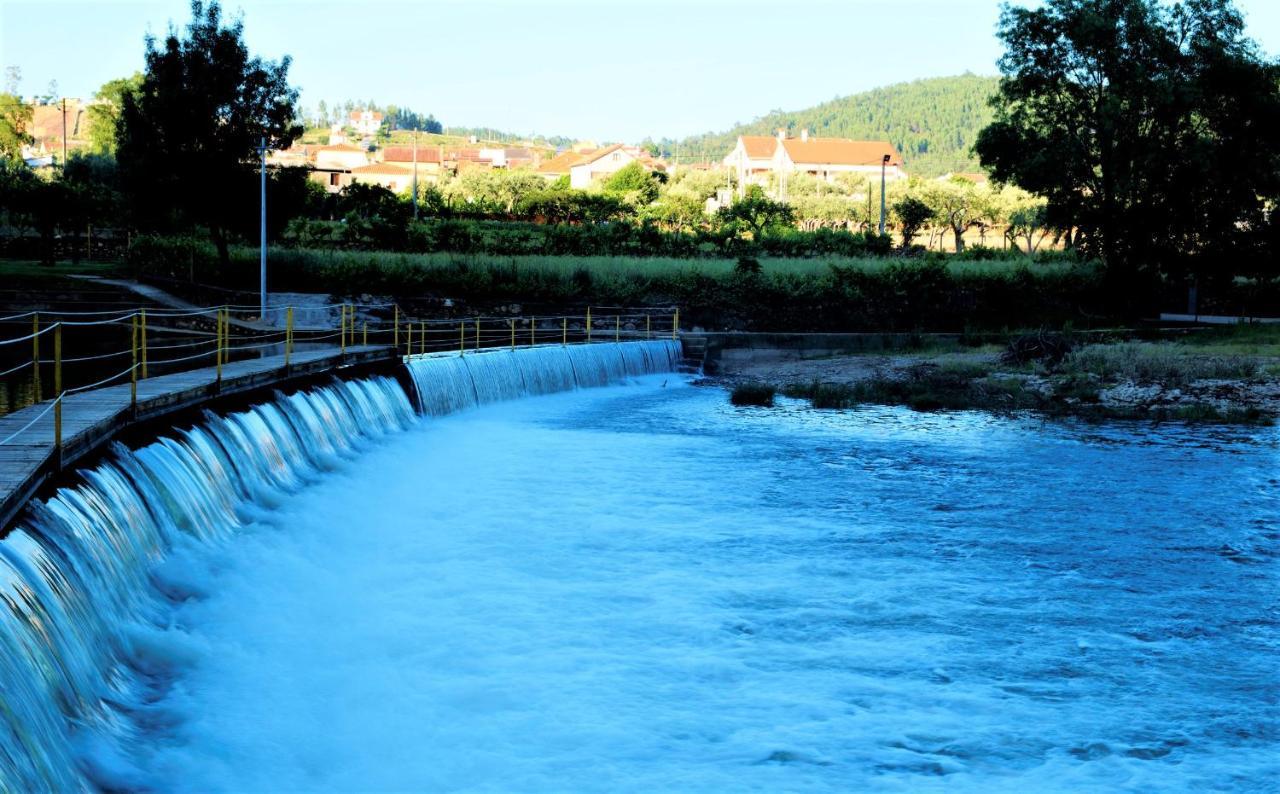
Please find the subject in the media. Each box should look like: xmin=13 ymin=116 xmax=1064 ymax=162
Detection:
xmin=878 ymin=154 xmax=889 ymax=236
xmin=412 ymin=128 xmax=419 ymax=220
xmin=60 ymin=98 xmax=67 ymax=168
xmin=259 ymin=136 xmax=268 ymax=319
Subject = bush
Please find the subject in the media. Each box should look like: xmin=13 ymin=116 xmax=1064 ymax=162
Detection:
xmin=729 ymin=383 xmax=777 ymax=407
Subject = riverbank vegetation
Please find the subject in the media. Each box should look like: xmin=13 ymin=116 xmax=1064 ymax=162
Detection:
xmin=726 ymin=326 xmax=1280 ymax=424
xmin=1 ymin=0 xmax=1277 ymax=341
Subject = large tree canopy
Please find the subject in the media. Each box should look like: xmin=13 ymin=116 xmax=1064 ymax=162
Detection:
xmin=86 ymin=74 xmax=143 ymax=155
xmin=975 ymin=0 xmax=1280 ymax=283
xmin=117 ymin=0 xmax=301 ymax=264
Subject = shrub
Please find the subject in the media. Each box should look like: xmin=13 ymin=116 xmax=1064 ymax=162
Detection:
xmin=729 ymin=383 xmax=777 ymax=407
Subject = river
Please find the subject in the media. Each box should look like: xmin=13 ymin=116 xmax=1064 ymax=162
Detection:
xmin=127 ymin=377 xmax=1278 ymax=791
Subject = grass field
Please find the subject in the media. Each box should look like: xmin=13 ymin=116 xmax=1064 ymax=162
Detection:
xmin=235 ymin=247 xmax=1080 ymax=280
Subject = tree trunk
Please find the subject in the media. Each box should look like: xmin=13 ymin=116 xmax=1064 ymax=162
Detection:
xmin=953 ymin=223 xmax=966 ymax=252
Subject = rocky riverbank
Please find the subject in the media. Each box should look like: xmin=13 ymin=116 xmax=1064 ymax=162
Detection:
xmin=704 ymin=334 xmax=1280 ymax=424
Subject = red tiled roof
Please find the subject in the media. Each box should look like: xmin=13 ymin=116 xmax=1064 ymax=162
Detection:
xmin=577 ymin=143 xmax=625 ymax=166
xmin=313 ymin=143 xmax=366 ymax=153
xmin=780 ymin=138 xmax=903 ymax=167
xmin=381 ymin=146 xmax=442 ymax=164
xmin=537 ymin=150 xmax=588 ymax=174
xmin=740 ymin=135 xmax=777 ymax=159
xmin=351 ymin=163 xmax=412 ymax=176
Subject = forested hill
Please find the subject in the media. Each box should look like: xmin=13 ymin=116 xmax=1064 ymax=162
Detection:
xmin=675 ymin=74 xmax=1000 ymax=178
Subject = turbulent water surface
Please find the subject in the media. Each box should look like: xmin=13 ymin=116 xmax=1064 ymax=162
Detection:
xmin=131 ymin=379 xmax=1277 ymax=792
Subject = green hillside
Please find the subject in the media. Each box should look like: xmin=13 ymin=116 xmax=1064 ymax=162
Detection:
xmin=675 ymin=74 xmax=1000 ymax=178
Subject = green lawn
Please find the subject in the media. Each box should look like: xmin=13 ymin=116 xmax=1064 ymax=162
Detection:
xmin=243 ymin=248 xmax=1072 ymax=280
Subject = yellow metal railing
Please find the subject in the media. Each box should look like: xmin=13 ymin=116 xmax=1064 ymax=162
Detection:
xmin=0 ymin=302 xmax=680 ymax=451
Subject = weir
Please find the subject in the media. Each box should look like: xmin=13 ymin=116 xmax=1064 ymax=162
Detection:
xmin=0 ymin=339 xmax=679 ymax=790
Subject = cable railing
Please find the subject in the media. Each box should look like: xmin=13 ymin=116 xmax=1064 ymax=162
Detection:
xmin=0 ymin=302 xmax=681 ymax=451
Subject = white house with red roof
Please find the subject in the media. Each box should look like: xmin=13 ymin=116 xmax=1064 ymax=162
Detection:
xmin=350 ymin=163 xmax=414 ymax=193
xmin=568 ymin=144 xmax=636 ymax=188
xmin=725 ymin=130 xmax=906 ymax=197
xmin=349 ymin=109 xmax=384 ymax=137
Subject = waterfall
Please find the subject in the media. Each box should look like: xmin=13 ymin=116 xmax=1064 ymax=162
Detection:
xmin=408 ymin=340 xmax=681 ymax=415
xmin=0 ymin=377 xmax=414 ymax=791
xmin=0 ymin=340 xmax=680 ymax=789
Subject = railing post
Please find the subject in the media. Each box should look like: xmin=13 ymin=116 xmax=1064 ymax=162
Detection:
xmin=530 ymin=317 xmax=536 ymax=347
xmin=673 ymin=308 xmax=679 ymax=340
xmin=215 ymin=309 xmax=224 ymax=386
xmin=53 ymin=323 xmax=62 ymax=454
xmin=285 ymin=306 xmax=294 ymax=367
xmin=459 ymin=321 xmax=464 ymax=355
xmin=394 ymin=305 xmax=400 ymax=352
xmin=130 ymin=314 xmax=138 ymax=409
xmin=562 ymin=317 xmax=566 ymax=346
xmin=615 ymin=315 xmax=620 ymax=342
xmin=420 ymin=322 xmax=425 ymax=356
xmin=31 ymin=313 xmax=40 ymax=400
xmin=474 ymin=318 xmax=480 ymax=351
xmin=340 ymin=305 xmax=347 ymax=355
xmin=363 ymin=321 xmax=368 ymax=347
xmin=510 ymin=318 xmax=515 ymax=351
xmin=140 ymin=309 xmax=148 ymax=379
xmin=586 ymin=307 xmax=592 ymax=343
xmin=646 ymin=314 xmax=651 ymax=339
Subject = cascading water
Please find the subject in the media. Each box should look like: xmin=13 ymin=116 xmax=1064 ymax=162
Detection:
xmin=0 ymin=341 xmax=681 ymax=789
xmin=0 ymin=376 xmax=414 ymax=790
xmin=408 ymin=340 xmax=682 ymax=415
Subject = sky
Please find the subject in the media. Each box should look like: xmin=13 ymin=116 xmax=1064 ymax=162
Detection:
xmin=2 ymin=0 xmax=1279 ymax=142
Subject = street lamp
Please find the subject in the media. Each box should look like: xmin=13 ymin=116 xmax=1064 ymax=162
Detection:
xmin=258 ymin=136 xmax=267 ymax=319
xmin=878 ymin=153 xmax=890 ymax=236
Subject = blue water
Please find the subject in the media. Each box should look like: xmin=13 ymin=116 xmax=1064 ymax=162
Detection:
xmin=132 ymin=380 xmax=1279 ymax=791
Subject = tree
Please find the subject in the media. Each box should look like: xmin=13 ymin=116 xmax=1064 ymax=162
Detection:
xmin=602 ymin=161 xmax=659 ymax=204
xmin=0 ymin=92 xmax=33 ymax=163
xmin=85 ymin=73 xmax=143 ymax=155
xmin=116 ymin=0 xmax=302 ymax=266
xmin=975 ymin=0 xmax=1280 ymax=284
xmin=892 ymin=196 xmax=933 ymax=248
xmin=920 ymin=177 xmax=987 ymax=252
xmin=717 ymin=187 xmax=794 ymax=237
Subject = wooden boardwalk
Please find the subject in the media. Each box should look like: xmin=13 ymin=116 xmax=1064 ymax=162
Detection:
xmin=0 ymin=345 xmax=398 ymax=533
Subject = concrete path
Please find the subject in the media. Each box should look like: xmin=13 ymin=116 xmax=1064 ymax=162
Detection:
xmin=0 ymin=345 xmax=398 ymax=534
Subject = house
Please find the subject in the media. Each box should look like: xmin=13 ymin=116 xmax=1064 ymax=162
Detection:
xmin=536 ymin=149 xmax=587 ymax=181
xmin=309 ymin=143 xmax=369 ymax=192
xmin=725 ymin=129 xmax=906 ymax=197
xmin=349 ymin=109 xmax=383 ymax=137
xmin=380 ymin=145 xmax=446 ymax=185
xmin=349 ymin=163 xmax=414 ymax=193
xmin=722 ymin=135 xmax=778 ymax=193
xmin=534 ymin=145 xmax=663 ymax=187
xmin=22 ymin=100 xmax=88 ymax=164
xmin=502 ymin=147 xmax=537 ymax=169
xmin=476 ymin=146 xmax=538 ymax=169
xmin=568 ymin=144 xmax=637 ymax=188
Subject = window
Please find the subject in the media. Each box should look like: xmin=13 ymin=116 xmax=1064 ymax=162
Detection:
xmin=612 ymin=153 xmax=621 ymax=162
xmin=329 ymin=172 xmax=339 ymax=186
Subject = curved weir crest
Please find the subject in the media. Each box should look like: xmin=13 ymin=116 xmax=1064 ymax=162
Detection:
xmin=408 ymin=341 xmax=681 ymax=415
xmin=0 ymin=340 xmax=680 ymax=789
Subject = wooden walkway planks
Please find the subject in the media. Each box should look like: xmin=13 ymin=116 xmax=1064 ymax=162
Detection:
xmin=0 ymin=345 xmax=398 ymax=533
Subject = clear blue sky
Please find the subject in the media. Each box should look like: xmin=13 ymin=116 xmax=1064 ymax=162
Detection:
xmin=3 ymin=0 xmax=1278 ymax=142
